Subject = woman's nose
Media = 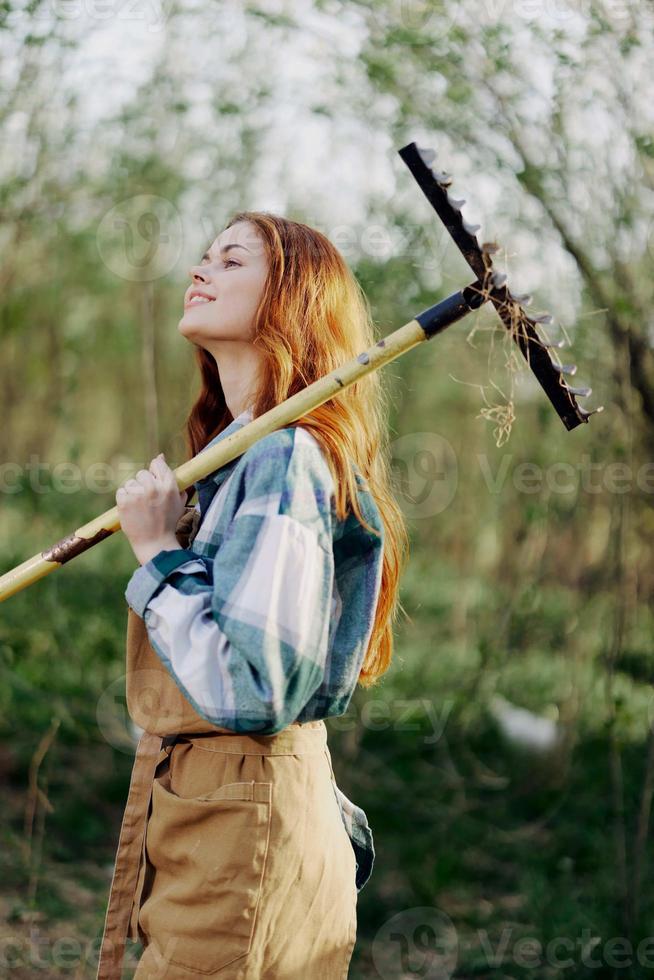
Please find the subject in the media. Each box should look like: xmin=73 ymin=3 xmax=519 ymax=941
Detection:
xmin=189 ymin=266 xmax=208 ymax=282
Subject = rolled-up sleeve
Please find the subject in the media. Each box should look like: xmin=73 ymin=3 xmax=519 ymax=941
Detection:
xmin=124 ymin=430 xmax=335 ymax=734
xmin=125 ymin=550 xmax=210 ymax=619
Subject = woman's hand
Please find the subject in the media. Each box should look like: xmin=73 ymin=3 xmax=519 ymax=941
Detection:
xmin=116 ymin=453 xmax=187 ymax=565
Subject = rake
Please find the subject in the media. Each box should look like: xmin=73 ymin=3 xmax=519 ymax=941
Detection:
xmin=398 ymin=142 xmax=602 ymax=430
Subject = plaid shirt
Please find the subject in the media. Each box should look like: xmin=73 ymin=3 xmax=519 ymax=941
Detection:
xmin=125 ymin=407 xmax=384 ymax=891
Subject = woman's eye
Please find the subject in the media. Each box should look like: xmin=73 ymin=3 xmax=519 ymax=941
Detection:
xmin=224 ymin=259 xmax=240 ymax=268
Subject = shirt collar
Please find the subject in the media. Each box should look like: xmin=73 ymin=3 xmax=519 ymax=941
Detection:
xmin=193 ymin=406 xmax=376 ymax=528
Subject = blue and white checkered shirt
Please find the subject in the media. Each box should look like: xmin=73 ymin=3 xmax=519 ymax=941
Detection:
xmin=124 ymin=407 xmax=384 ymax=890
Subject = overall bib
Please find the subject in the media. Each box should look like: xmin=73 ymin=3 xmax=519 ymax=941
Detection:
xmin=97 ymin=508 xmax=358 ymax=980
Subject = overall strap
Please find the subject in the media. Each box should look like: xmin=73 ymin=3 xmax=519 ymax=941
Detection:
xmin=96 ymin=732 xmax=167 ymax=980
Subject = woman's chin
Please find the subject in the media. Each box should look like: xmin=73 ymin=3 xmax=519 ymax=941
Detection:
xmin=178 ymin=309 xmax=223 ymax=332
xmin=178 ymin=317 xmax=205 ymax=340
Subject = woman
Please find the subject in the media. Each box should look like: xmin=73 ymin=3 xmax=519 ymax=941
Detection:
xmin=102 ymin=212 xmax=409 ymax=979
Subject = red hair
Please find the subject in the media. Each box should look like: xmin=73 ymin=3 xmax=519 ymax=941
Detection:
xmin=184 ymin=211 xmax=409 ymax=687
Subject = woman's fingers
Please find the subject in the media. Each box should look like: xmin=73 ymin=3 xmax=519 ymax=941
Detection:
xmin=151 ymin=456 xmax=183 ymax=496
xmin=134 ymin=469 xmax=156 ymax=490
xmin=116 ymin=476 xmax=148 ymax=500
xmin=149 ymin=453 xmax=176 ymax=481
xmin=116 ymin=455 xmax=179 ymax=505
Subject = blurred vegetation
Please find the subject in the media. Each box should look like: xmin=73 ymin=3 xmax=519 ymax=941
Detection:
xmin=2 ymin=0 xmax=654 ymax=977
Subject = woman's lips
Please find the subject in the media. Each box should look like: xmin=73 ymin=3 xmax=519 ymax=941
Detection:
xmin=184 ymin=296 xmax=216 ymax=309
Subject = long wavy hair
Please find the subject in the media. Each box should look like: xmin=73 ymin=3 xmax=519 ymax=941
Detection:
xmin=184 ymin=211 xmax=409 ymax=687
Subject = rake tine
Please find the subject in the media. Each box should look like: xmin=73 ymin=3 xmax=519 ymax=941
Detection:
xmin=541 ymin=338 xmax=566 ymax=349
xmin=579 ymin=405 xmax=604 ymax=419
xmin=490 ymin=271 xmax=508 ymax=289
xmin=550 ymin=362 xmax=578 ymax=376
xmin=418 ymin=146 xmax=437 ymax=165
xmin=462 ymin=219 xmax=481 ymax=236
xmin=509 ymin=291 xmax=533 ymax=306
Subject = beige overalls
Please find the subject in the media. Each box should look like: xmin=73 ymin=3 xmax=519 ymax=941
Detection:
xmin=96 ymin=508 xmax=358 ymax=979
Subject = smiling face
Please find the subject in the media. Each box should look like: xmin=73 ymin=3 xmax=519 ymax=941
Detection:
xmin=179 ymin=220 xmax=270 ymax=346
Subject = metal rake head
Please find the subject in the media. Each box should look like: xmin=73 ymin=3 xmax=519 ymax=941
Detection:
xmin=399 ymin=141 xmax=603 ymax=431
